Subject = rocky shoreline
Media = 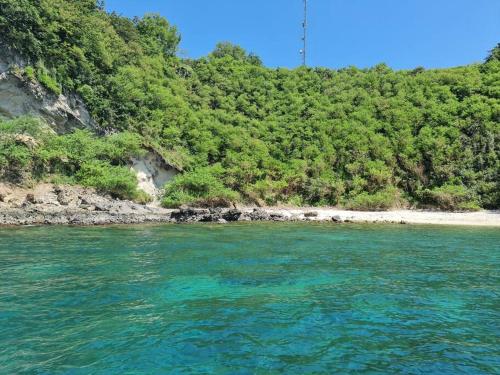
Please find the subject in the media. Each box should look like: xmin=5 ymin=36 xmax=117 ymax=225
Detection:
xmin=0 ymin=183 xmax=320 ymax=225
xmin=1 ymin=184 xmax=499 ymax=226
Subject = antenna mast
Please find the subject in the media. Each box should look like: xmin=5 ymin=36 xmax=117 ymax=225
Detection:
xmin=301 ymin=0 xmax=308 ymax=66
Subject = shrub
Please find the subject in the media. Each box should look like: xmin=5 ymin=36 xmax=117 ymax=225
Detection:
xmin=0 ymin=141 xmax=33 ymax=183
xmin=162 ymin=166 xmax=239 ymax=208
xmin=38 ymin=130 xmax=144 ymax=174
xmin=36 ymin=66 xmax=62 ymax=95
xmin=76 ymin=161 xmax=140 ymax=200
xmin=162 ymin=190 xmax=195 ymax=208
xmin=0 ymin=116 xmax=46 ymax=137
xmin=24 ymin=66 xmax=36 ymax=82
xmin=103 ymin=132 xmax=145 ymax=163
xmin=0 ymin=118 xmax=149 ymax=201
xmin=0 ymin=117 xmax=45 ymax=182
xmin=286 ymin=194 xmax=304 ymax=207
xmin=419 ymin=184 xmax=479 ymax=211
xmin=245 ymin=179 xmax=288 ymax=206
xmin=134 ymin=189 xmax=153 ymax=205
xmin=344 ymin=187 xmax=402 ymax=211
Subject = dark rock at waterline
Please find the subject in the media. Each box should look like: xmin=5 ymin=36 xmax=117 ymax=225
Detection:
xmin=332 ymin=215 xmax=343 ymax=223
xmin=246 ymin=208 xmax=271 ymax=221
xmin=269 ymin=213 xmax=286 ymax=221
xmin=222 ymin=209 xmax=243 ymax=222
xmin=171 ymin=208 xmax=209 ymax=223
xmin=170 ymin=208 xmax=285 ymax=223
xmin=171 ymin=208 xmax=243 ymax=223
xmin=304 ymin=211 xmax=319 ymax=218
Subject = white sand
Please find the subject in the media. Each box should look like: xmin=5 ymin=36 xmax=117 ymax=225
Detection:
xmin=257 ymin=208 xmax=500 ymax=227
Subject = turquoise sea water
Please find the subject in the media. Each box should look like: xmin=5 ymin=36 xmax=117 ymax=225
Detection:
xmin=0 ymin=223 xmax=499 ymax=374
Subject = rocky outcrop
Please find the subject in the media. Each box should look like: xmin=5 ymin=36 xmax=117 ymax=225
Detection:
xmin=130 ymin=151 xmax=179 ymax=200
xmin=0 ymin=50 xmax=95 ymax=133
xmin=171 ymin=208 xmax=246 ymax=223
xmin=0 ymin=183 xmax=173 ymax=225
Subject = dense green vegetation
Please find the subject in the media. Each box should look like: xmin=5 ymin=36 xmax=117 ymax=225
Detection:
xmin=0 ymin=117 xmax=146 ymax=201
xmin=0 ymin=0 xmax=499 ymax=210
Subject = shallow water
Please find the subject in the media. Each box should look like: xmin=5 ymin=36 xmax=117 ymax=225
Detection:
xmin=0 ymin=223 xmax=499 ymax=374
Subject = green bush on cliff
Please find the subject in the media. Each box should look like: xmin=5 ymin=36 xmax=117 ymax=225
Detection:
xmin=39 ymin=131 xmax=145 ymax=200
xmin=0 ymin=117 xmax=44 ymax=183
xmin=38 ymin=130 xmax=143 ymax=170
xmin=0 ymin=116 xmax=46 ymax=137
xmin=35 ymin=65 xmax=62 ymax=95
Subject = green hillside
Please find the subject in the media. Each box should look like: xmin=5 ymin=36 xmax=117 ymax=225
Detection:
xmin=1 ymin=0 xmax=499 ymax=209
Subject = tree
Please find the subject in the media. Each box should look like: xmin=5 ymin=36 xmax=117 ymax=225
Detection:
xmin=485 ymin=43 xmax=500 ymax=63
xmin=135 ymin=13 xmax=180 ymax=58
xmin=210 ymin=42 xmax=261 ymax=65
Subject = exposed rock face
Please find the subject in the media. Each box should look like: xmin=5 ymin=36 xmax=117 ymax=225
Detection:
xmin=0 ymin=50 xmax=95 ymax=133
xmin=130 ymin=152 xmax=179 ymax=200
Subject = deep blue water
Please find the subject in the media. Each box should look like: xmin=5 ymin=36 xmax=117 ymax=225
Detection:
xmin=0 ymin=223 xmax=499 ymax=374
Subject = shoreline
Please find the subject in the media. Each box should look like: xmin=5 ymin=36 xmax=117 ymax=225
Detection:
xmin=257 ymin=207 xmax=500 ymax=227
xmin=1 ymin=183 xmax=499 ymax=227
xmin=1 ymin=205 xmax=499 ymax=227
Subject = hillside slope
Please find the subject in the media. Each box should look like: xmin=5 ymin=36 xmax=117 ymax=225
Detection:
xmin=0 ymin=0 xmax=499 ymax=210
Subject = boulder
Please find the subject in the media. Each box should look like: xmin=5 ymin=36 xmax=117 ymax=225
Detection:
xmin=25 ymin=193 xmax=35 ymax=204
xmin=304 ymin=211 xmax=319 ymax=218
xmin=222 ymin=209 xmax=242 ymax=222
xmin=55 ymin=186 xmax=81 ymax=206
xmin=246 ymin=208 xmax=271 ymax=221
xmin=171 ymin=208 xmax=210 ymax=222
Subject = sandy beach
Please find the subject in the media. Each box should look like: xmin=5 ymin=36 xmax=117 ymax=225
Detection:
xmin=258 ymin=208 xmax=500 ymax=227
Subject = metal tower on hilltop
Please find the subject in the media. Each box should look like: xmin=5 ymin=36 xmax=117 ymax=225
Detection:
xmin=300 ymin=0 xmax=308 ymax=66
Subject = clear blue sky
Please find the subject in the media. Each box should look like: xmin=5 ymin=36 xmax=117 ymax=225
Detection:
xmin=105 ymin=0 xmax=500 ymax=70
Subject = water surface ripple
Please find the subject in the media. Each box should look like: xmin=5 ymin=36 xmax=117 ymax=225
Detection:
xmin=0 ymin=223 xmax=499 ymax=374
